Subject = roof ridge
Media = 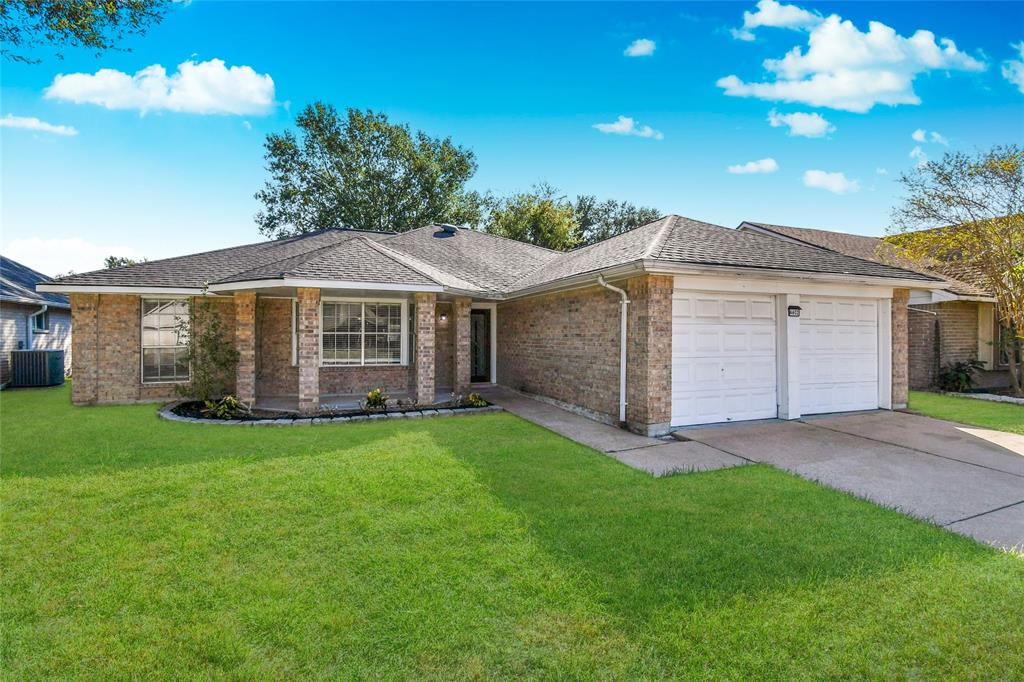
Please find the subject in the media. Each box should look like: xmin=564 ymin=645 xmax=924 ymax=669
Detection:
xmin=358 ymin=237 xmax=453 ymax=288
xmin=384 ymin=224 xmax=563 ymax=255
xmin=213 ymin=232 xmax=376 ymax=283
xmin=643 ymin=215 xmax=677 ymax=259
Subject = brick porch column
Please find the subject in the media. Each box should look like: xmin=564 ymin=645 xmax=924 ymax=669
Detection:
xmin=415 ymin=292 xmax=436 ymax=405
xmin=625 ymin=275 xmax=673 ymax=435
xmin=453 ymin=297 xmax=472 ymax=394
xmin=891 ymin=288 xmax=910 ymax=409
xmin=234 ymin=292 xmax=257 ymax=406
xmin=297 ymin=287 xmax=321 ymax=413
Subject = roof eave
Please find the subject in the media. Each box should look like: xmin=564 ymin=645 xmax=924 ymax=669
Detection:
xmin=0 ymin=293 xmax=71 ymax=309
xmin=36 ymin=283 xmax=208 ymax=295
xmin=641 ymin=259 xmax=947 ymax=289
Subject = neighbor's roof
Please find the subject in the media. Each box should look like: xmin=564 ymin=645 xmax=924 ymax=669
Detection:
xmin=740 ymin=221 xmax=993 ymax=298
xmin=41 ymin=216 xmax=941 ymax=298
xmin=1 ymin=256 xmax=69 ymax=308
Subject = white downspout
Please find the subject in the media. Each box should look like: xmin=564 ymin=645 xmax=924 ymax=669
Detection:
xmin=597 ymin=275 xmax=629 ymax=424
xmin=27 ymin=304 xmax=48 ymax=349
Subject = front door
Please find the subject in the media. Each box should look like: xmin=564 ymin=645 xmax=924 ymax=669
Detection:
xmin=470 ymin=309 xmax=491 ymax=383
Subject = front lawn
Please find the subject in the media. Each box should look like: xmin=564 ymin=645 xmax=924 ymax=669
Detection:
xmin=3 ymin=385 xmax=1022 ymax=679
xmin=909 ymin=390 xmax=1024 ymax=435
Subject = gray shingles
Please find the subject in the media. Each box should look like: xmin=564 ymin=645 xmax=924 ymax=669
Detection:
xmin=2 ymin=256 xmax=69 ymax=307
xmin=743 ymin=221 xmax=990 ymax=296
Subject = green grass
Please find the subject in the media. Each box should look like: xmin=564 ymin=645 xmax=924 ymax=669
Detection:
xmin=3 ymin=385 xmax=1022 ymax=680
xmin=909 ymin=390 xmax=1024 ymax=435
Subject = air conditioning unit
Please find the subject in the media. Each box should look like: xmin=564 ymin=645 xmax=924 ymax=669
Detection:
xmin=11 ymin=350 xmax=65 ymax=387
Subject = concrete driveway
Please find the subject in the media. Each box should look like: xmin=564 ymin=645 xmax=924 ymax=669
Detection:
xmin=680 ymin=411 xmax=1024 ymax=551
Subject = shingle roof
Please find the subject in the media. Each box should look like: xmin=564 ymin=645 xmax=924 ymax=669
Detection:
xmin=511 ymin=216 xmax=937 ymax=291
xmin=49 ymin=229 xmax=392 ymax=289
xmin=39 ymin=217 xmax=941 ymax=299
xmin=381 ymin=225 xmax=559 ymax=293
xmin=1 ymin=256 xmax=69 ymax=308
xmin=216 ymin=236 xmax=437 ymax=287
xmin=741 ymin=221 xmax=992 ymax=298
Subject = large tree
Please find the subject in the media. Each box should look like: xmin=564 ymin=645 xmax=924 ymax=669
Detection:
xmin=0 ymin=0 xmax=169 ymax=63
xmin=889 ymin=144 xmax=1024 ymax=395
xmin=255 ymin=104 xmax=483 ymax=238
xmin=573 ymin=195 xmax=661 ymax=246
xmin=483 ymin=183 xmax=580 ymax=251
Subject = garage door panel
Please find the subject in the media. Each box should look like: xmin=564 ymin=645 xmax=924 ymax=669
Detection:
xmin=672 ymin=290 xmax=777 ymax=427
xmin=800 ymin=296 xmax=879 ymax=415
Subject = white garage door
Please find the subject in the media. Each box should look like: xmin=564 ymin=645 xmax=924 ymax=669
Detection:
xmin=800 ymin=297 xmax=879 ymax=415
xmin=671 ymin=291 xmax=777 ymax=426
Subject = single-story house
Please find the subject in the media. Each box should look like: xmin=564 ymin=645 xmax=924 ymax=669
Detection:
xmin=2 ymin=256 xmax=72 ymax=386
xmin=737 ymin=222 xmax=1013 ymax=391
xmin=38 ymin=216 xmax=943 ymax=435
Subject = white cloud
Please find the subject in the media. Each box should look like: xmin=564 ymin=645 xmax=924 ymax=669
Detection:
xmin=242 ymin=120 xmax=252 ymax=131
xmin=593 ymin=115 xmax=663 ymax=140
xmin=909 ymin=145 xmax=928 ymax=167
xmin=731 ymin=0 xmax=822 ymax=41
xmin=44 ymin=58 xmax=275 ymax=115
xmin=728 ymin=157 xmax=779 ymax=174
xmin=0 ymin=114 xmax=77 ymax=136
xmin=1002 ymin=42 xmax=1024 ymax=93
xmin=624 ymin=38 xmax=656 ymax=57
xmin=876 ymin=167 xmax=888 ymax=175
xmin=766 ymin=108 xmax=834 ymax=137
xmin=912 ymin=128 xmax=926 ymax=142
xmin=718 ymin=9 xmax=986 ymax=112
xmin=929 ymin=131 xmax=948 ymax=145
xmin=803 ymin=169 xmax=859 ymax=193
xmin=3 ymin=237 xmax=143 ymax=276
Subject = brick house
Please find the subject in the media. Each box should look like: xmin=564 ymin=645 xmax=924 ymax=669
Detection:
xmin=738 ymin=222 xmax=1013 ymax=391
xmin=39 ymin=216 xmax=942 ymax=435
xmin=1 ymin=256 xmax=72 ymax=385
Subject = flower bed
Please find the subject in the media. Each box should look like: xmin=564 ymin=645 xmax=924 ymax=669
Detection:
xmin=161 ymin=398 xmax=501 ymax=425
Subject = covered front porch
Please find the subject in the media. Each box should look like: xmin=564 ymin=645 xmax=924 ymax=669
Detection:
xmin=223 ymin=284 xmax=496 ymax=414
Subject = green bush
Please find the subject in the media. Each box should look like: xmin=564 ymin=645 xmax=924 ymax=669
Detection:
xmin=937 ymin=359 xmax=985 ymax=392
xmin=200 ymin=395 xmax=248 ymax=420
xmin=465 ymin=392 xmax=487 ymax=407
xmin=364 ymin=387 xmax=389 ymax=409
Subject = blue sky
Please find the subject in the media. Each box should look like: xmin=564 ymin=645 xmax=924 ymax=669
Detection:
xmin=2 ymin=1 xmax=1022 ymax=275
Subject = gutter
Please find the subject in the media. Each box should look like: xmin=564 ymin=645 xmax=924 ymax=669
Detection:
xmin=596 ymin=275 xmax=629 ymax=425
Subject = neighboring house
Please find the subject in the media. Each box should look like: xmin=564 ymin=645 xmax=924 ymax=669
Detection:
xmin=738 ymin=222 xmax=1012 ymax=391
xmin=1 ymin=256 xmax=72 ymax=386
xmin=38 ymin=217 xmax=942 ymax=434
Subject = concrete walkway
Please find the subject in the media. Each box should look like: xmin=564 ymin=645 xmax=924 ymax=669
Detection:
xmin=477 ymin=387 xmax=748 ymax=475
xmin=479 ymin=387 xmax=1023 ymax=550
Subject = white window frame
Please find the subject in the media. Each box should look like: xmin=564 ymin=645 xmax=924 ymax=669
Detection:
xmin=31 ymin=310 xmax=49 ymax=333
xmin=140 ymin=296 xmax=191 ymax=384
xmin=319 ymin=297 xmax=409 ymax=367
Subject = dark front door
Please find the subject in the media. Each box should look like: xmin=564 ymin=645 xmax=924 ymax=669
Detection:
xmin=470 ymin=309 xmax=491 ymax=383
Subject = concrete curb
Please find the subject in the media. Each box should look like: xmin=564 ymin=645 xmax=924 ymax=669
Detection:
xmin=942 ymin=391 xmax=1024 ymax=406
xmin=157 ymin=402 xmax=503 ymax=425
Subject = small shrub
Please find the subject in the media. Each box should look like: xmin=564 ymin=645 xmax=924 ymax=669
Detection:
xmin=200 ymin=395 xmax=248 ymax=420
xmin=364 ymin=387 xmax=389 ymax=409
xmin=465 ymin=392 xmax=487 ymax=407
xmin=937 ymin=359 xmax=985 ymax=392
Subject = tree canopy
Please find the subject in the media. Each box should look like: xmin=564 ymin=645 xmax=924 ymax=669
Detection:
xmin=573 ymin=195 xmax=661 ymax=246
xmin=255 ymin=104 xmax=483 ymax=238
xmin=0 ymin=0 xmax=169 ymax=63
xmin=889 ymin=144 xmax=1024 ymax=395
xmin=483 ymin=183 xmax=580 ymax=251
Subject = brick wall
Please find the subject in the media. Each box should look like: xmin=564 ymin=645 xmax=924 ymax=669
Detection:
xmin=891 ymin=289 xmax=910 ymax=408
xmin=454 ymin=297 xmax=471 ymax=393
xmin=235 ymin=292 xmax=257 ymax=404
xmin=907 ymin=300 xmax=980 ymax=389
xmin=68 ymin=293 xmax=234 ymax=405
xmin=415 ymin=293 xmax=436 ymax=404
xmin=296 ymin=288 xmax=320 ymax=412
xmin=497 ymin=284 xmax=621 ymax=421
xmin=908 ymin=306 xmax=938 ymax=389
xmin=625 ymin=275 xmax=673 ymax=433
xmin=255 ymin=297 xmax=297 ymax=397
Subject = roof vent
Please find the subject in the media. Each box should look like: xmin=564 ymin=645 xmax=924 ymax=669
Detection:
xmin=438 ymin=223 xmax=459 ymax=234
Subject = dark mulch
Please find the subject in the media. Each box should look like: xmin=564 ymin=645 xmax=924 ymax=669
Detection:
xmin=171 ymin=399 xmax=492 ymax=422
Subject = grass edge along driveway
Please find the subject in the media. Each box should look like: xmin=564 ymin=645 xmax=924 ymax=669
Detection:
xmin=3 ymin=385 xmax=1023 ymax=679
xmin=909 ymin=390 xmax=1024 ymax=435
